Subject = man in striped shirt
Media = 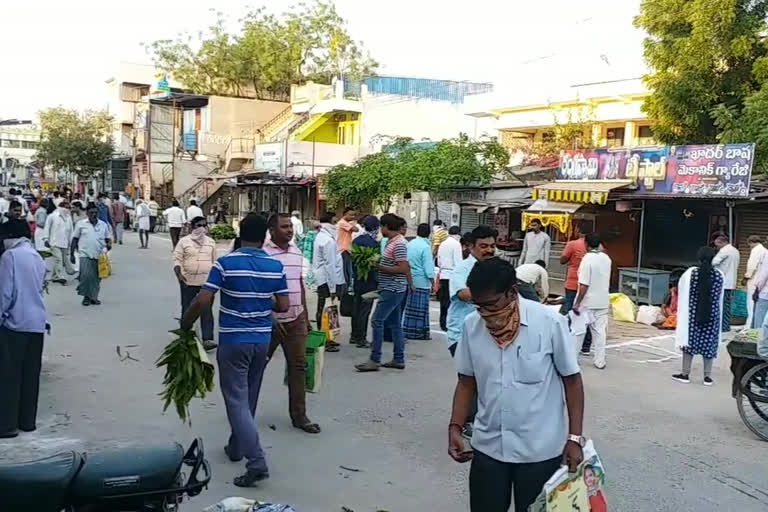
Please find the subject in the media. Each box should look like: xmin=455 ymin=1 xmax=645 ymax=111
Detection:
xmin=181 ymin=213 xmax=289 ymax=488
xmin=356 ymin=214 xmax=412 ymax=372
xmin=264 ymin=213 xmax=320 ymax=434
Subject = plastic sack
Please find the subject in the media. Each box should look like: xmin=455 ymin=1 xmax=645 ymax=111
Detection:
xmin=284 ymin=330 xmax=326 ymax=393
xmin=609 ymin=293 xmax=635 ymax=323
xmin=339 ymin=292 xmax=354 ymax=317
xmin=98 ymin=252 xmax=111 ymax=279
xmin=636 ymin=305 xmax=663 ymax=326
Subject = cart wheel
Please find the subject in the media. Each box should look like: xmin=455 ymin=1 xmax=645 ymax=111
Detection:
xmin=737 ymin=362 xmax=768 ymax=442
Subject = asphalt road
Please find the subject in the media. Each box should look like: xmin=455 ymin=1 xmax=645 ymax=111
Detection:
xmin=1 ymin=232 xmax=767 ymax=511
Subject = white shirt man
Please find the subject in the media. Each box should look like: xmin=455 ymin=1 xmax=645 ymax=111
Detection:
xmin=186 ymin=202 xmax=204 ymax=222
xmin=573 ymin=236 xmax=612 ymax=369
xmin=291 ymin=211 xmax=304 ymax=242
xmin=520 ymin=222 xmax=551 ymax=265
xmin=43 ymin=205 xmax=75 ymax=283
xmin=0 ymin=192 xmax=8 ymax=223
xmin=437 ymin=232 xmax=463 ymax=282
xmin=713 ymin=238 xmax=740 ymax=291
xmin=744 ymin=236 xmax=766 ymax=328
xmin=163 ymin=205 xmax=187 ymax=228
xmin=516 ymin=262 xmax=550 ymax=300
xmin=312 ymin=223 xmax=345 ymax=291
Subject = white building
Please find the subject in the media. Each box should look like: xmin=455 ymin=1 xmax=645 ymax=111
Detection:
xmin=0 ymin=120 xmax=40 ymax=186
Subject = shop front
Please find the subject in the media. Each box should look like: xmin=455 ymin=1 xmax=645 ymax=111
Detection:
xmin=526 ymin=143 xmax=755 ymax=303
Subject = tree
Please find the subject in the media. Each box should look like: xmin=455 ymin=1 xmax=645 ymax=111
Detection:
xmin=519 ymin=108 xmax=595 ymax=167
xmin=324 ymin=135 xmax=510 ymax=210
xmin=36 ymin=108 xmax=114 ymax=178
xmin=634 ymin=0 xmax=768 ymax=145
xmin=148 ymin=1 xmax=378 ymax=99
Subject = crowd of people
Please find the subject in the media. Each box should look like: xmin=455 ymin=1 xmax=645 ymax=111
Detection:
xmin=7 ymin=187 xmax=768 ymax=510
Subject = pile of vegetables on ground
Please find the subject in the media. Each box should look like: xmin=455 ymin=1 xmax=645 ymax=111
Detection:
xmin=350 ymin=245 xmax=381 ymax=280
xmin=156 ymin=328 xmax=215 ymax=424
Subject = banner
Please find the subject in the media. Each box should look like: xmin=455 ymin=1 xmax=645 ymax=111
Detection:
xmin=557 ymin=143 xmax=754 ymax=198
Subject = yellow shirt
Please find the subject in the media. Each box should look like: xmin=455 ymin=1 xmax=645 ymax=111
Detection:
xmin=173 ymin=235 xmax=217 ymax=286
xmin=432 ymin=228 xmax=448 ymax=254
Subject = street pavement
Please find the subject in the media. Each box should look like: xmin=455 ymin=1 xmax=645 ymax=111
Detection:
xmin=1 ymin=232 xmax=767 ymax=511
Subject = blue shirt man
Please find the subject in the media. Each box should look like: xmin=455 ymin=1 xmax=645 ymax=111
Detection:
xmin=181 ymin=213 xmax=289 ymax=488
xmin=0 ymin=222 xmax=47 ymax=437
xmin=446 ymin=225 xmax=498 ymax=353
xmin=407 ymin=229 xmax=436 ymax=290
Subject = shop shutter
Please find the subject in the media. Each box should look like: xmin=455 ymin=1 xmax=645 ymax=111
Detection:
xmin=736 ymin=205 xmax=768 ymax=279
xmin=460 ymin=207 xmax=480 ymax=234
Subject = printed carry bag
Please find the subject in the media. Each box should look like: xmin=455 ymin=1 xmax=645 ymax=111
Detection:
xmin=321 ymin=304 xmax=341 ymax=342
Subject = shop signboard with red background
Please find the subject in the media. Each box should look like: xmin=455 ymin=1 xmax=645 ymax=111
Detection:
xmin=557 ymin=143 xmax=754 ymax=197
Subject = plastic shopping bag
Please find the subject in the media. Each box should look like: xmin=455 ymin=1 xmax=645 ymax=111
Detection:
xmin=321 ymin=304 xmax=341 ymax=342
xmin=98 ymin=252 xmax=111 ymax=279
xmin=609 ymin=293 xmax=635 ymax=323
xmin=636 ymin=305 xmax=663 ymax=326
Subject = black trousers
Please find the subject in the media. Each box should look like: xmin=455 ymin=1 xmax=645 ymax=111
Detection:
xmin=470 ymin=450 xmax=561 ymax=512
xmin=149 ymin=216 xmax=157 ymax=233
xmin=438 ymin=279 xmax=450 ymax=331
xmin=180 ymin=283 xmax=214 ymax=341
xmin=0 ymin=327 xmax=44 ymax=434
xmin=170 ymin=227 xmax=182 ymax=249
xmin=350 ymin=293 xmax=374 ymax=342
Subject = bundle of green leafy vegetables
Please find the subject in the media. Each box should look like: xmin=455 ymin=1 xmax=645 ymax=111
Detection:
xmin=156 ymin=328 xmax=215 ymax=424
xmin=350 ymin=244 xmax=381 ymax=281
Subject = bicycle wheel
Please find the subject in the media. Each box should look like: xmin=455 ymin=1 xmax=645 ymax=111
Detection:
xmin=737 ymin=362 xmax=768 ymax=442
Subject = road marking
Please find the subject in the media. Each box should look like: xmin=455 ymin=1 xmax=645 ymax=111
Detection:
xmin=606 ymin=334 xmax=675 ymax=348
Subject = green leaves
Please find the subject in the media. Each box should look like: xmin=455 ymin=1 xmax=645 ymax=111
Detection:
xmin=350 ymin=245 xmax=380 ymax=280
xmin=209 ymin=224 xmax=237 ymax=240
xmin=36 ymin=107 xmax=114 ymax=178
xmin=147 ymin=1 xmax=377 ymax=100
xmin=156 ymin=328 xmax=215 ymax=425
xmin=635 ymin=0 xmax=768 ymax=148
xmin=324 ymin=135 xmax=509 ymax=209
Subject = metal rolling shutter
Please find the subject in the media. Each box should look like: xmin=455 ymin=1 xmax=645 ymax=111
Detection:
xmin=460 ymin=207 xmax=481 ymax=234
xmin=736 ymin=205 xmax=768 ymax=278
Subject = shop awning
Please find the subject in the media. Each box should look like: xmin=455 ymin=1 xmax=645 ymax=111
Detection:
xmin=522 ymin=198 xmax=589 ymax=236
xmin=532 ymin=180 xmax=632 ymax=205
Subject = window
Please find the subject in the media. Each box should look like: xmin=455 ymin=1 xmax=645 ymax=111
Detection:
xmin=540 ymin=131 xmax=555 ymax=143
xmin=605 ymin=127 xmax=625 ymax=147
xmin=21 ymin=140 xmax=39 ymax=149
xmin=0 ymin=139 xmax=21 ymax=148
xmin=637 ymin=125 xmax=655 ymax=145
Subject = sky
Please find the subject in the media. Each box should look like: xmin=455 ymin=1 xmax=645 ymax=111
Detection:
xmin=1 ymin=0 xmax=647 ymax=120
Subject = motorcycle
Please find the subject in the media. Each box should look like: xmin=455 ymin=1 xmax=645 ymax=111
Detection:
xmin=0 ymin=437 xmax=210 ymax=511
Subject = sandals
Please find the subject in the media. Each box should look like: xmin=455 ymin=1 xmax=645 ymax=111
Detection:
xmin=325 ymin=342 xmax=341 ymax=352
xmin=293 ymin=421 xmax=322 ymax=434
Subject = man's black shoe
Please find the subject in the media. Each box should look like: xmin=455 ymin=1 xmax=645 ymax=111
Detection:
xmin=233 ymin=469 xmax=269 ymax=487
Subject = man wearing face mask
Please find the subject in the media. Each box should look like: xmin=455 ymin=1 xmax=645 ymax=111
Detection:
xmin=449 ymin=257 xmax=584 ymax=512
xmin=43 ymin=199 xmax=75 ymax=285
xmin=174 ymin=216 xmax=217 ymax=351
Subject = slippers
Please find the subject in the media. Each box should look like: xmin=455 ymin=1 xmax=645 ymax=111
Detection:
xmin=325 ymin=343 xmax=340 ymax=353
xmin=293 ymin=422 xmax=322 ymax=434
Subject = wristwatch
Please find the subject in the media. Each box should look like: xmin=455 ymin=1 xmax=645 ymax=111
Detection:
xmin=568 ymin=434 xmax=586 ymax=447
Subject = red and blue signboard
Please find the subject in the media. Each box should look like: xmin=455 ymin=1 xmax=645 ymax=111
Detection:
xmin=557 ymin=143 xmax=754 ymax=197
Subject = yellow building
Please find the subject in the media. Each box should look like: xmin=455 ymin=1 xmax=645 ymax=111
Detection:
xmin=469 ymin=78 xmax=655 ymax=155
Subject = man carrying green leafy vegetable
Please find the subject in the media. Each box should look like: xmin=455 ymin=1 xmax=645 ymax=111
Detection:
xmin=181 ymin=213 xmax=290 ymax=488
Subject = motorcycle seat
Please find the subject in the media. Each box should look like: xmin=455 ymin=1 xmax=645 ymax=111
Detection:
xmin=71 ymin=442 xmax=185 ymax=501
xmin=0 ymin=451 xmax=82 ymax=510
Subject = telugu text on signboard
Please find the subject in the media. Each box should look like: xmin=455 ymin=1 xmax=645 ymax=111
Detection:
xmin=557 ymin=143 xmax=754 ymax=197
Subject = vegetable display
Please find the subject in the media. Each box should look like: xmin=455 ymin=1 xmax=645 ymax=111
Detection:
xmin=156 ymin=328 xmax=215 ymax=424
xmin=350 ymin=244 xmax=381 ymax=280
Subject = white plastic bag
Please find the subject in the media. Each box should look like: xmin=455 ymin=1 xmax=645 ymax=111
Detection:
xmin=636 ymin=305 xmax=663 ymax=326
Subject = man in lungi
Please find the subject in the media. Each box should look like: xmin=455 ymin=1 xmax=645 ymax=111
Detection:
xmin=71 ymin=203 xmax=111 ymax=306
xmin=403 ymin=223 xmax=435 ymax=340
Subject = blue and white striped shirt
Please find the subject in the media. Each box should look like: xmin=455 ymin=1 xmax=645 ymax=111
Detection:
xmin=202 ymin=247 xmax=288 ymax=344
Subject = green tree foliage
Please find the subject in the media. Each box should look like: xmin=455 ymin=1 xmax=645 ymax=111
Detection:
xmin=324 ymin=135 xmax=510 ymax=210
xmin=634 ymin=0 xmax=768 ymax=145
xmin=521 ymin=109 xmax=595 ymax=166
xmin=148 ymin=1 xmax=377 ymax=99
xmin=36 ymin=108 xmax=114 ymax=177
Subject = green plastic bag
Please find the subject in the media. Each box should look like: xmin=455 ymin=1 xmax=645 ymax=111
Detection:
xmin=283 ymin=330 xmax=327 ymax=393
